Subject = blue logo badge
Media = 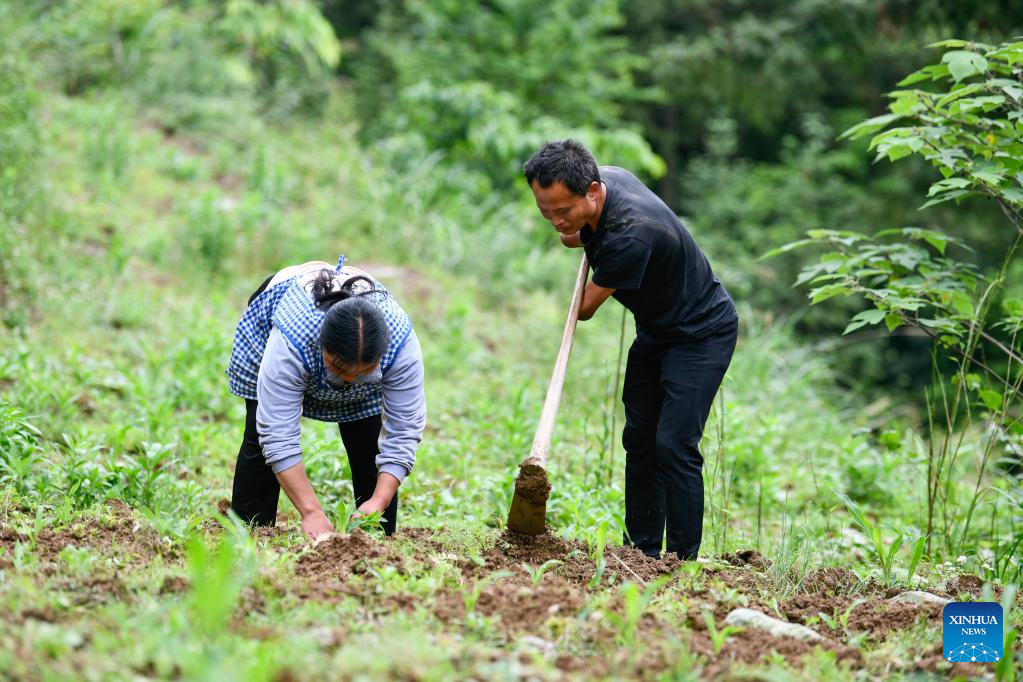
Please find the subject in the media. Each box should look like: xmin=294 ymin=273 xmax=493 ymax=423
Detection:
xmin=943 ymin=601 xmax=1003 ymax=663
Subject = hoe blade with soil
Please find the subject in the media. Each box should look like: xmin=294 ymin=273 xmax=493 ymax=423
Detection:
xmin=507 ymin=254 xmax=588 ymax=535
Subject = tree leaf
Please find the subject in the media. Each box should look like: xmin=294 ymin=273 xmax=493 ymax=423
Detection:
xmin=927 ymin=39 xmax=970 ymax=49
xmin=949 ymin=291 xmax=974 ymax=316
xmin=811 ymin=284 xmax=853 ymax=304
xmin=843 ymin=308 xmax=887 ymax=334
xmin=759 ymin=239 xmax=817 ymax=260
xmin=840 ymin=113 xmax=903 ymax=141
xmin=942 ymin=50 xmax=989 ymax=82
xmin=978 ymin=389 xmax=1003 ymax=412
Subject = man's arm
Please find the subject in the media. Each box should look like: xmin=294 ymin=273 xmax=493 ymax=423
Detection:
xmin=579 ymin=280 xmax=615 ymax=321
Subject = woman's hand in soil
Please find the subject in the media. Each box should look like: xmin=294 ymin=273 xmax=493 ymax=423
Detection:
xmin=301 ymin=508 xmax=335 ymax=542
xmin=352 ymin=473 xmax=400 ymax=518
xmin=354 ymin=496 xmax=388 ymax=516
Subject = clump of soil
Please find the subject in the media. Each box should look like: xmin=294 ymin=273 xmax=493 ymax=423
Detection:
xmin=847 ymin=600 xmax=943 ymax=640
xmin=294 ymin=529 xmax=401 ymax=580
xmin=780 ymin=593 xmax=853 ymax=628
xmin=434 ymin=574 xmax=585 ymax=633
xmin=803 ymin=567 xmax=860 ymax=594
xmin=945 ymin=573 xmax=992 ymax=599
xmin=695 ymin=628 xmax=863 ymax=676
xmin=482 ymin=529 xmax=681 ymax=588
xmin=513 ymin=459 xmax=551 ymax=503
xmin=0 ymin=500 xmax=166 ymax=566
xmin=913 ymin=642 xmax=988 ymax=676
xmin=393 ymin=527 xmax=444 ymax=551
xmin=719 ymin=549 xmax=772 ymax=570
xmin=159 ymin=576 xmax=189 ymax=595
xmin=779 ymin=592 xmax=943 ymax=640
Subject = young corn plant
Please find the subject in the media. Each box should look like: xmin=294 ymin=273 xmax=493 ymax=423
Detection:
xmin=346 ymin=508 xmax=386 ymax=536
xmin=185 ymin=530 xmax=255 ymax=638
xmin=462 ymin=571 xmax=513 ymax=618
xmin=587 ymin=522 xmax=609 ymax=589
xmin=608 ymin=576 xmax=672 ymax=651
xmin=817 ymin=598 xmax=867 ymax=638
xmin=521 ymin=559 xmax=563 ymax=586
xmin=837 ymin=492 xmax=927 ymax=587
xmin=703 ymin=610 xmax=743 ymax=655
xmin=995 ymin=585 xmax=1019 ymax=682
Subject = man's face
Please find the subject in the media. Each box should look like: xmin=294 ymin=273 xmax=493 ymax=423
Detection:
xmin=529 ymin=180 xmax=600 ymax=236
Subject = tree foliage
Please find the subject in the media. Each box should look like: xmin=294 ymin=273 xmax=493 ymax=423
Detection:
xmin=347 ymin=0 xmax=664 ymax=189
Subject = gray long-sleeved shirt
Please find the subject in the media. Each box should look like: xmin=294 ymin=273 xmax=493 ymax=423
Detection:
xmin=255 ymin=316 xmax=426 ymax=484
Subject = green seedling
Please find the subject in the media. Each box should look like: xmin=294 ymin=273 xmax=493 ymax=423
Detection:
xmin=840 ymin=598 xmax=867 ymax=633
xmin=587 ymin=522 xmax=609 ymax=589
xmin=907 ymin=535 xmax=928 ymax=583
xmin=521 ymin=559 xmax=563 ymax=586
xmin=462 ymin=571 xmax=513 ymax=617
xmin=609 ymin=576 xmax=671 ymax=650
xmin=703 ymin=610 xmax=743 ymax=654
xmin=995 ymin=584 xmax=1018 ymax=682
xmin=837 ymin=492 xmax=912 ymax=587
xmin=331 ymin=499 xmax=386 ymax=536
xmin=186 ymin=532 xmax=251 ymax=637
xmin=59 ymin=545 xmax=98 ymax=577
xmin=681 ymin=560 xmax=703 ymax=592
xmin=347 ymin=509 xmax=386 ymax=535
xmin=817 ymin=598 xmax=867 ymax=635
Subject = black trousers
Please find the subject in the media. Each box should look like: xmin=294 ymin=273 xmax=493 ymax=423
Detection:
xmin=229 ymin=402 xmax=398 ymax=535
xmin=621 ymin=320 xmax=738 ymax=560
xmin=228 ymin=273 xmax=398 ymax=535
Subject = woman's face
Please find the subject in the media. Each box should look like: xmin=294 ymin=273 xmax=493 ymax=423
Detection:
xmin=323 ymin=351 xmax=379 ymax=384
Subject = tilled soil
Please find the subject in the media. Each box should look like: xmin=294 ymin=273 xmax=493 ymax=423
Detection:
xmin=283 ymin=526 xmax=982 ymax=676
xmin=4 ymin=508 xmax=1006 ymax=680
xmin=0 ymin=500 xmax=169 ymax=568
xmin=475 ymin=528 xmax=682 ymax=587
xmin=294 ymin=529 xmax=405 ymax=580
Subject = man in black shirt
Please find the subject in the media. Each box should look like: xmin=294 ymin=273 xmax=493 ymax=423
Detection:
xmin=523 ymin=139 xmax=738 ymax=560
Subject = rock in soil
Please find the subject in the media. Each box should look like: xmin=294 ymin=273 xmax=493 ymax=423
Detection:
xmin=888 ymin=591 xmax=951 ymax=606
xmin=724 ymin=608 xmax=824 ymax=641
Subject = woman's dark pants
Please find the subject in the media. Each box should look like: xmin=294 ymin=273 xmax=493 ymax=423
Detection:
xmin=228 ymin=275 xmax=398 ymax=535
xmin=621 ymin=320 xmax=738 ymax=560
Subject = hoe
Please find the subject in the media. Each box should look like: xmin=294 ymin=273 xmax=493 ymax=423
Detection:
xmin=507 ymin=254 xmax=588 ymax=535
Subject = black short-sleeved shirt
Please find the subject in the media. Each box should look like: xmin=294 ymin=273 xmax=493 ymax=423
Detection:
xmin=579 ymin=166 xmax=736 ymax=341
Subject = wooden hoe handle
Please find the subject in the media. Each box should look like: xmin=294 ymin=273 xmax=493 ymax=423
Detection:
xmin=529 ymin=253 xmax=588 ymax=468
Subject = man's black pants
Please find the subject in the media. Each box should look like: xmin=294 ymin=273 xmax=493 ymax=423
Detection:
xmin=621 ymin=320 xmax=738 ymax=560
xmin=228 ymin=273 xmax=398 ymax=535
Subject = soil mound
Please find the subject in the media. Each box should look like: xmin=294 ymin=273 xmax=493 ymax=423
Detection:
xmin=486 ymin=529 xmax=682 ymax=588
xmin=719 ymin=549 xmax=772 ymax=570
xmin=803 ymin=566 xmax=860 ymax=594
xmin=294 ymin=529 xmax=397 ymax=580
xmin=434 ymin=574 xmax=586 ymax=633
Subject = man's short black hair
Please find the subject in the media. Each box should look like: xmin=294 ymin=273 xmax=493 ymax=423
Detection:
xmin=522 ymin=139 xmax=600 ymax=196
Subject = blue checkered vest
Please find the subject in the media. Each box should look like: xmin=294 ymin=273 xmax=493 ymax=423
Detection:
xmin=226 ymin=264 xmax=414 ymax=422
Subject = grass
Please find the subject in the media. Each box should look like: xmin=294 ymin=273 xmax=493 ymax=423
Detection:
xmin=0 ymin=20 xmax=1021 ymax=679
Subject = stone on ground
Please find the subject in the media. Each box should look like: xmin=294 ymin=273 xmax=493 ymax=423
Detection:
xmin=723 ymin=608 xmax=823 ymax=641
